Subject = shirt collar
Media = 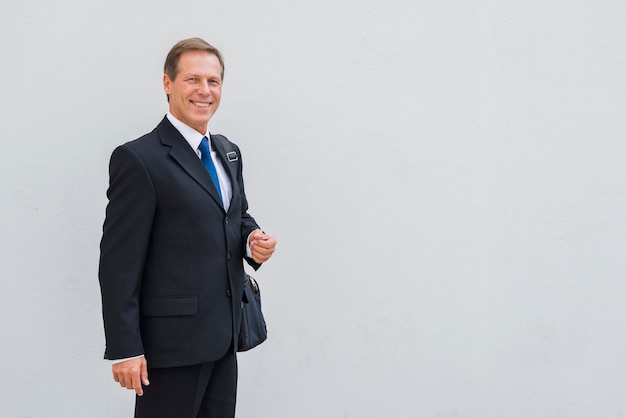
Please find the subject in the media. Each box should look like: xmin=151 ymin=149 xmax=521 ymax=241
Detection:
xmin=166 ymin=112 xmax=213 ymax=153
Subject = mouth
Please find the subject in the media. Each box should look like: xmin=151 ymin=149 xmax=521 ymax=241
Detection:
xmin=192 ymin=101 xmax=211 ymax=108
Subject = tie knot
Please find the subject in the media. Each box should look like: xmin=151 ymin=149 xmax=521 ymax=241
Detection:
xmin=199 ymin=136 xmax=210 ymax=155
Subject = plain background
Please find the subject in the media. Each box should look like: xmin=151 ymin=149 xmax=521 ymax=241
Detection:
xmin=1 ymin=0 xmax=625 ymax=417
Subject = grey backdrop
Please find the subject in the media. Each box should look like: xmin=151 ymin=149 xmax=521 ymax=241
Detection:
xmin=1 ymin=0 xmax=625 ymax=417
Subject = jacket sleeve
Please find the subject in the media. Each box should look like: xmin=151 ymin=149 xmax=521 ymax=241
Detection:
xmin=233 ymin=143 xmax=262 ymax=270
xmin=98 ymin=144 xmax=156 ymax=360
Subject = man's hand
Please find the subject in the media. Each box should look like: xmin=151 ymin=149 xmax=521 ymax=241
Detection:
xmin=112 ymin=356 xmax=150 ymax=396
xmin=248 ymin=229 xmax=277 ymax=264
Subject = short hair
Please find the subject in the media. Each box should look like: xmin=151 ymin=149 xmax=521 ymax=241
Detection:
xmin=164 ymin=37 xmax=225 ymax=81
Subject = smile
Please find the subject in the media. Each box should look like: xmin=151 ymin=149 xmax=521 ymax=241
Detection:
xmin=192 ymin=101 xmax=211 ymax=108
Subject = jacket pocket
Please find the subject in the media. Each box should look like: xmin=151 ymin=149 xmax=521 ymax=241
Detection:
xmin=141 ymin=296 xmax=198 ymax=317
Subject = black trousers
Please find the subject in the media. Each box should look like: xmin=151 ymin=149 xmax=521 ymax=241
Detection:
xmin=134 ymin=349 xmax=238 ymax=418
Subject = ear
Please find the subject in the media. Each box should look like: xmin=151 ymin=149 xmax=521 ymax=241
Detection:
xmin=163 ymin=74 xmax=172 ymax=95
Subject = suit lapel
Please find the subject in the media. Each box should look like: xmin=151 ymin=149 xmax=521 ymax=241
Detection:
xmin=156 ymin=117 xmax=225 ymax=209
xmin=210 ymin=134 xmax=240 ymax=213
xmin=210 ymin=135 xmax=238 ymax=179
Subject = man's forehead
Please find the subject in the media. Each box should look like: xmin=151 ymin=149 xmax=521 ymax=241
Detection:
xmin=178 ymin=52 xmax=222 ymax=72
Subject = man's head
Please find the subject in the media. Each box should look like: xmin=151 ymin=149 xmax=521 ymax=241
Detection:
xmin=163 ymin=38 xmax=225 ymax=134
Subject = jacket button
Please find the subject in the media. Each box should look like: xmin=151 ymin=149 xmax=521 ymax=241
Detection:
xmin=225 ymin=216 xmax=229 ymax=224
xmin=226 ymin=289 xmax=232 ymax=297
xmin=227 ymin=252 xmax=232 ymax=261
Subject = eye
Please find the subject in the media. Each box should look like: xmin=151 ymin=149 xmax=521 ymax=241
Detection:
xmin=186 ymin=77 xmax=199 ymax=83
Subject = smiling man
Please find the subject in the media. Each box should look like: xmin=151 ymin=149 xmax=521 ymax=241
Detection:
xmin=98 ymin=38 xmax=276 ymax=418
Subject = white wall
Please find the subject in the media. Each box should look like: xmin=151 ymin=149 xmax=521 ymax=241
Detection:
xmin=1 ymin=0 xmax=625 ymax=417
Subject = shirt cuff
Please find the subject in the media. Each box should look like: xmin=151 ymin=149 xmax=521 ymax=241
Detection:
xmin=246 ymin=231 xmax=254 ymax=258
xmin=110 ymin=354 xmax=144 ymax=364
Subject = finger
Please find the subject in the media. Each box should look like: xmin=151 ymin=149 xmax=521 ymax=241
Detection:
xmin=122 ymin=374 xmax=133 ymax=389
xmin=252 ymin=252 xmax=266 ymax=263
xmin=113 ymin=368 xmax=127 ymax=387
xmin=259 ymin=236 xmax=276 ymax=247
xmin=249 ymin=229 xmax=264 ymax=241
xmin=253 ymin=239 xmax=270 ymax=248
xmin=125 ymin=368 xmax=141 ymax=389
xmin=252 ymin=252 xmax=270 ymax=264
xmin=133 ymin=376 xmax=144 ymax=396
xmin=254 ymin=246 xmax=274 ymax=258
xmin=251 ymin=248 xmax=267 ymax=260
xmin=141 ymin=360 xmax=150 ymax=387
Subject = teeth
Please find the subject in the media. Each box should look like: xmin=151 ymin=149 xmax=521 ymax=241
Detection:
xmin=193 ymin=101 xmax=210 ymax=107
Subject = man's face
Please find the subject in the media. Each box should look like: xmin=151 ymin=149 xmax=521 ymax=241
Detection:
xmin=163 ymin=50 xmax=223 ymax=134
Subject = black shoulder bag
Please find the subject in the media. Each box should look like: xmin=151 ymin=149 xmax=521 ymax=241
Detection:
xmin=238 ymin=274 xmax=268 ymax=352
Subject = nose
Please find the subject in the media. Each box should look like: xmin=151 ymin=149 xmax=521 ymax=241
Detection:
xmin=198 ymin=80 xmax=212 ymax=96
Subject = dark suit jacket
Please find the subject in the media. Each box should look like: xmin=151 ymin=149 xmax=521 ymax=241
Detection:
xmin=99 ymin=117 xmax=260 ymax=368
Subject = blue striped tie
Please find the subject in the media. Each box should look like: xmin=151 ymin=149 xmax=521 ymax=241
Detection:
xmin=199 ymin=136 xmax=223 ymax=201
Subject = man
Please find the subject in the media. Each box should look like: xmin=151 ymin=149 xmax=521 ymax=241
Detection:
xmin=98 ymin=37 xmax=276 ymax=418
